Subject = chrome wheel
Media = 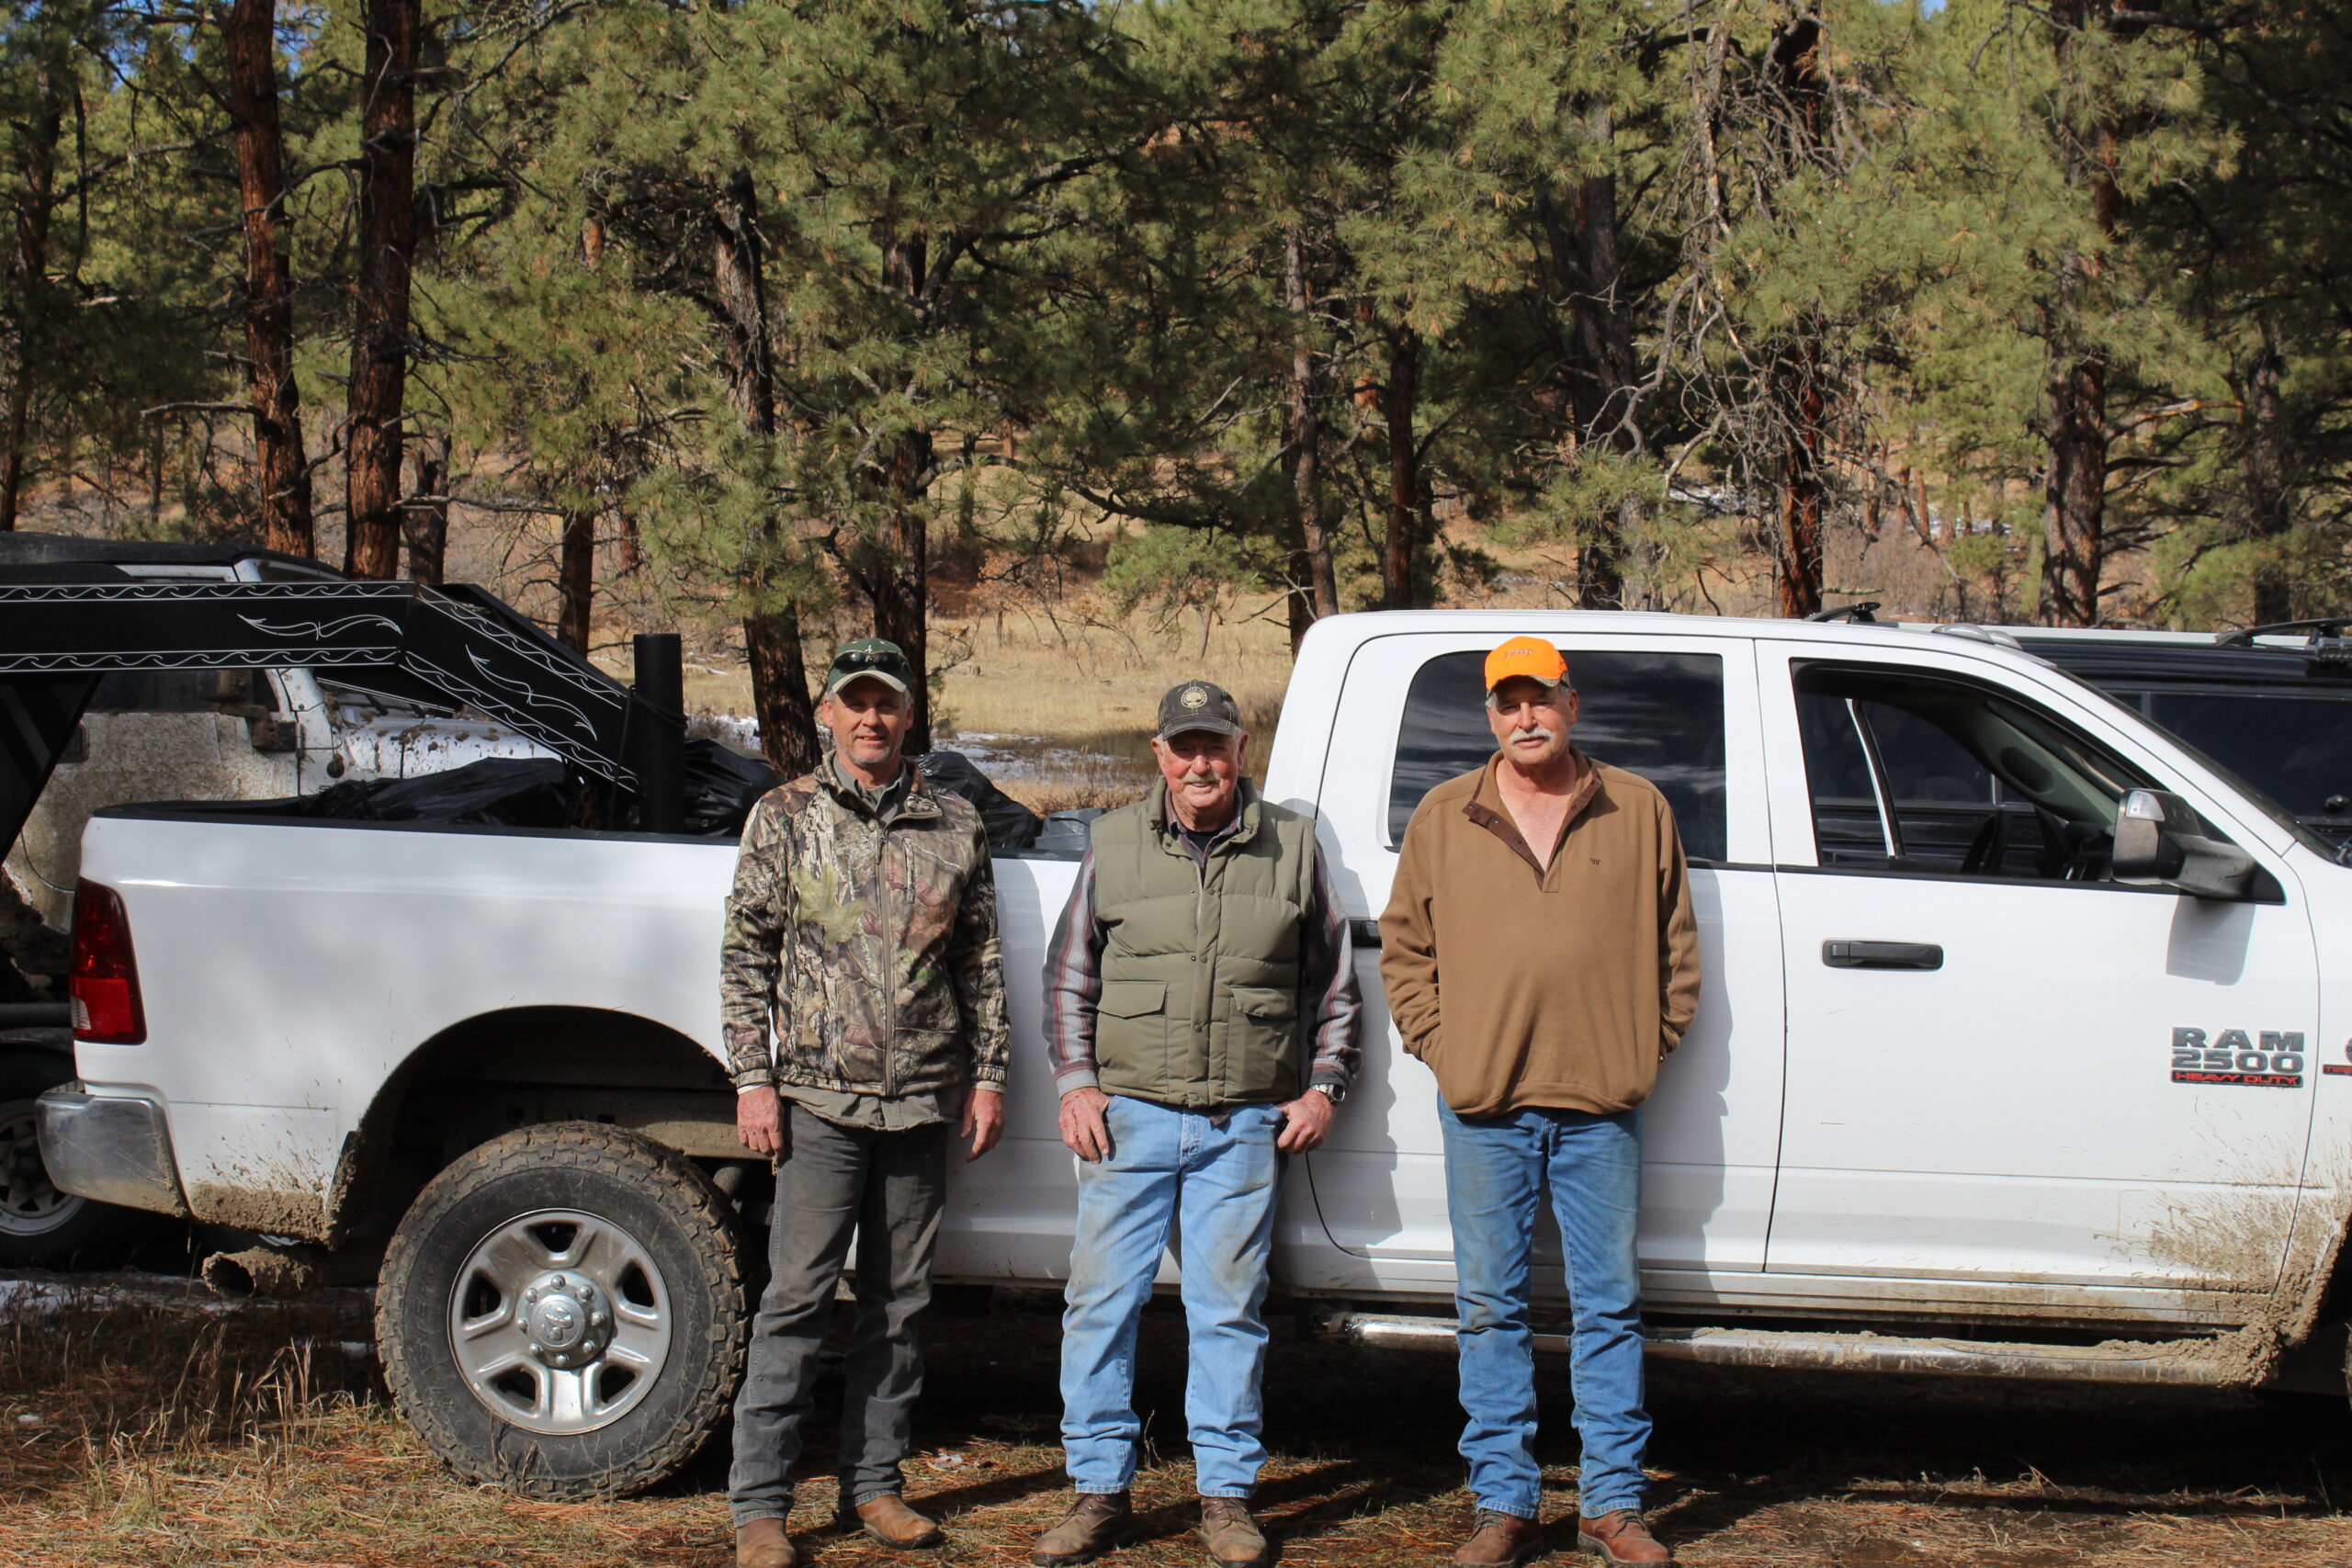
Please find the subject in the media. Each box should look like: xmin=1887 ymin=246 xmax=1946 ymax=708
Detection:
xmin=446 ymin=1207 xmax=671 ymax=1434
xmin=0 ymin=1098 xmax=81 ymax=1236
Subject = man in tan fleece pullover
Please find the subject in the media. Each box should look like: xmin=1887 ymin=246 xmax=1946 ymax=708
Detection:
xmin=1380 ymin=637 xmax=1700 ymax=1568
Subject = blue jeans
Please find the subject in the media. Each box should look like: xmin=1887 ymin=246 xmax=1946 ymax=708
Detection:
xmin=1059 ymin=1097 xmax=1283 ymax=1498
xmin=1441 ymin=1100 xmax=1649 ymax=1519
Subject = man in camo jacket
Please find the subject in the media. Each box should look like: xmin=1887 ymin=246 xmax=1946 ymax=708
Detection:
xmin=720 ymin=637 xmax=1010 ymax=1568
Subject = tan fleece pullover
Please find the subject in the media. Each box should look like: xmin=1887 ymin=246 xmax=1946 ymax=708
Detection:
xmin=1378 ymin=749 xmax=1702 ymax=1118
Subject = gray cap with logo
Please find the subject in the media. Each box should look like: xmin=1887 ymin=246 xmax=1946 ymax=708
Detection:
xmin=1155 ymin=680 xmax=1243 ymax=741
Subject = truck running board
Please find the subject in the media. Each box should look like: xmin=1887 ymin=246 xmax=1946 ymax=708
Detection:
xmin=1302 ymin=1307 xmax=2237 ymax=1387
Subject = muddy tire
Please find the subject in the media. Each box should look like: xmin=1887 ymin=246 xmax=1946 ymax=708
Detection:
xmin=377 ymin=1122 xmax=746 ymax=1500
xmin=0 ymin=1047 xmax=146 ymax=1268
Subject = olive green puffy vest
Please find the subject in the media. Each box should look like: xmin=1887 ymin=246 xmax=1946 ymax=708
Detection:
xmin=1088 ymin=780 xmax=1318 ymax=1108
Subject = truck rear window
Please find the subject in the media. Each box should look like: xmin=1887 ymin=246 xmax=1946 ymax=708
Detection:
xmin=1387 ymin=650 xmax=1727 ymax=862
xmin=2143 ymin=693 xmax=2352 ymax=831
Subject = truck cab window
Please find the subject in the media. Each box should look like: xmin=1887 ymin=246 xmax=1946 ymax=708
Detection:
xmin=2143 ymin=692 xmax=2352 ymax=839
xmin=1387 ymin=649 xmax=1727 ymax=863
xmin=1793 ymin=662 xmax=2175 ymax=882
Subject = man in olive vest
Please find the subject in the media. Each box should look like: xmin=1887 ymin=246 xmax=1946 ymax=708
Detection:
xmin=1033 ymin=681 xmax=1361 ymax=1568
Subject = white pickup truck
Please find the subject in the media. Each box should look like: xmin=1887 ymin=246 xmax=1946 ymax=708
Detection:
xmin=37 ymin=609 xmax=2352 ymax=1498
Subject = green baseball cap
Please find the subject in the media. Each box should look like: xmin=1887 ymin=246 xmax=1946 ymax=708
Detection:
xmin=822 ymin=637 xmax=913 ymax=700
xmin=1155 ymin=679 xmax=1243 ymax=741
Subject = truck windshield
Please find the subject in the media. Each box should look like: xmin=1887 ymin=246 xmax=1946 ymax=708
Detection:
xmin=2055 ymin=675 xmax=2347 ymax=862
xmin=2143 ymin=693 xmax=2352 ymax=843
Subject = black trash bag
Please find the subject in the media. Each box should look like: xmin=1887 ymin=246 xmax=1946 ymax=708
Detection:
xmin=330 ymin=758 xmax=582 ymax=827
xmin=681 ymin=738 xmax=781 ymax=837
xmin=160 ymin=756 xmax=582 ymax=828
xmin=918 ymin=750 xmax=1042 ymax=852
xmin=1027 ymin=807 xmax=1102 ymax=859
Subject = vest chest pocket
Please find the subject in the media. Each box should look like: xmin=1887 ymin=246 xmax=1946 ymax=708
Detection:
xmin=1228 ymin=987 xmax=1296 ymax=1022
xmin=1095 ymin=981 xmax=1169 ymax=1020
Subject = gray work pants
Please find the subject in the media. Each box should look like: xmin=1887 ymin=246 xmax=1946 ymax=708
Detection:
xmin=727 ymin=1103 xmax=948 ymax=1524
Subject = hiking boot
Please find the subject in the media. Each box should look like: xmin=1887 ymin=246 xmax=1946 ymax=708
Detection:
xmin=1577 ymin=1510 xmax=1670 ymax=1566
xmin=1032 ymin=1491 xmax=1136 ymax=1565
xmin=735 ymin=1517 xmax=798 ymax=1568
xmin=1453 ymin=1507 xmax=1544 ymax=1566
xmin=1200 ymin=1496 xmax=1272 ymax=1568
xmin=850 ymin=1492 xmax=944 ymax=1550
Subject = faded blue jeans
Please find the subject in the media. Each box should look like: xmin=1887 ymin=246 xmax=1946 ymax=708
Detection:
xmin=1059 ymin=1096 xmax=1283 ymax=1498
xmin=1440 ymin=1100 xmax=1648 ymax=1520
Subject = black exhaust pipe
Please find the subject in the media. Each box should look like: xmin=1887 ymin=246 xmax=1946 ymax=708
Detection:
xmin=631 ymin=631 xmax=685 ymax=834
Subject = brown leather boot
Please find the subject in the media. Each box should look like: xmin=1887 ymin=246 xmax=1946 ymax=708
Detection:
xmin=1577 ymin=1510 xmax=1670 ymax=1566
xmin=1032 ymin=1491 xmax=1136 ymax=1565
xmin=1454 ymin=1507 xmax=1544 ymax=1566
xmin=1200 ymin=1496 xmax=1272 ymax=1568
xmin=850 ymin=1492 xmax=944 ymax=1550
xmin=735 ymin=1517 xmax=797 ymax=1568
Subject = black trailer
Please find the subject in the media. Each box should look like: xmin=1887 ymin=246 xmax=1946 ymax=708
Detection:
xmin=0 ymin=533 xmax=689 ymax=1266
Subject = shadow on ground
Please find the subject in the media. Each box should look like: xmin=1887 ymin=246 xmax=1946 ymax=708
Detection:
xmin=766 ymin=1293 xmax=2352 ymax=1566
xmin=3 ymin=1277 xmax=2348 ymax=1566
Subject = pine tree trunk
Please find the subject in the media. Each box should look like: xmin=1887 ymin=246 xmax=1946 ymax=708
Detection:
xmin=2038 ymin=0 xmax=2120 ymax=629
xmin=1283 ymin=230 xmax=1338 ymax=649
xmin=554 ymin=509 xmax=594 ymax=654
xmin=616 ymin=502 xmax=642 ymax=578
xmin=2239 ymin=338 xmax=2291 ymax=626
xmin=712 ymin=173 xmax=817 ymax=774
xmin=344 ymin=0 xmax=421 ymax=581
xmin=871 ymin=429 xmax=934 ymax=754
xmin=226 ymin=0 xmax=313 ymax=557
xmin=406 ymin=433 xmax=447 ymax=583
xmin=714 ymin=175 xmax=775 ymax=429
xmin=1762 ymin=21 xmax=1831 ymax=621
xmin=0 ymin=62 xmax=61 ymax=533
xmin=1773 ymin=338 xmax=1827 ymax=619
xmin=1382 ymin=321 xmax=1420 ymax=611
xmin=1565 ymin=100 xmax=1638 ymax=609
xmin=746 ymin=611 xmax=818 ymax=777
xmin=868 ymin=229 xmax=934 ymax=752
xmin=2039 ymin=350 xmax=2108 ymax=627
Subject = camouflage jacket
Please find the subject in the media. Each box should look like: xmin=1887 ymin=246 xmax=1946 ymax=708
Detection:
xmin=719 ymin=754 xmax=1010 ymax=1099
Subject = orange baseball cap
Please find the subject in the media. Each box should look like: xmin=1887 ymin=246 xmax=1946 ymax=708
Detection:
xmin=1484 ymin=636 xmax=1568 ymax=692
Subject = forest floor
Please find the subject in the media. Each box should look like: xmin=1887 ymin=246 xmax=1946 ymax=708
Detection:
xmin=4 ymin=1274 xmax=2349 ymax=1568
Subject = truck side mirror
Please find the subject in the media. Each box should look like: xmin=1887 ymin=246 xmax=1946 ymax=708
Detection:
xmin=2112 ymin=788 xmax=2256 ymax=900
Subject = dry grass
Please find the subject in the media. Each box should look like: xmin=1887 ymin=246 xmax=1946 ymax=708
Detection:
xmin=5 ymin=1279 xmax=2351 ymax=1567
xmin=932 ymin=596 xmax=1294 ymax=748
xmin=628 ymin=592 xmax=1291 ymax=744
xmin=630 ymin=586 xmax=1296 ymax=813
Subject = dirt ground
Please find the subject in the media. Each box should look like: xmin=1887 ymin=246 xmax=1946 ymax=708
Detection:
xmin=3 ymin=1278 xmax=2350 ymax=1568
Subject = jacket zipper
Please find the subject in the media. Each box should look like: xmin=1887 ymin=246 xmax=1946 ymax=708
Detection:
xmin=1192 ymin=828 xmax=1215 ymax=1077
xmin=880 ymin=809 xmax=898 ymax=1098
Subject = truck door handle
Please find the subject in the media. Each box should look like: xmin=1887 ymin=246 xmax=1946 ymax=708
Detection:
xmin=1822 ymin=940 xmax=1943 ymax=971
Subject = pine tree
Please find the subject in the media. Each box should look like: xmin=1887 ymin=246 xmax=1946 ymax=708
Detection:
xmin=222 ymin=0 xmax=315 ymax=556
xmin=2139 ymin=6 xmax=2352 ymax=626
xmin=342 ymin=0 xmax=423 ymax=579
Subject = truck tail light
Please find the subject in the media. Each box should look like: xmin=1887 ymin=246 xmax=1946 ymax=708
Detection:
xmin=71 ymin=881 xmax=146 ymax=1044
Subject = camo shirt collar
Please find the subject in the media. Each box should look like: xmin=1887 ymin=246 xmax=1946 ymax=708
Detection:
xmin=818 ymin=750 xmax=938 ymax=825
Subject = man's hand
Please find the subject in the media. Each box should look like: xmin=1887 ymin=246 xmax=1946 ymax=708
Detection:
xmin=737 ymin=1086 xmax=785 ymax=1157
xmin=1274 ymin=1089 xmax=1336 ymax=1154
xmin=961 ymin=1088 xmax=1005 ymax=1161
xmin=1058 ymin=1085 xmax=1113 ymax=1162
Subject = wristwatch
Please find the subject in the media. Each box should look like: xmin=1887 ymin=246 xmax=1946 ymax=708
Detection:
xmin=1311 ymin=1081 xmax=1346 ymax=1108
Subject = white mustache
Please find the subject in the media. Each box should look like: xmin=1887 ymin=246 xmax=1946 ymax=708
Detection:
xmin=1510 ymin=725 xmax=1558 ymax=744
xmin=1179 ymin=772 xmax=1221 ymax=787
